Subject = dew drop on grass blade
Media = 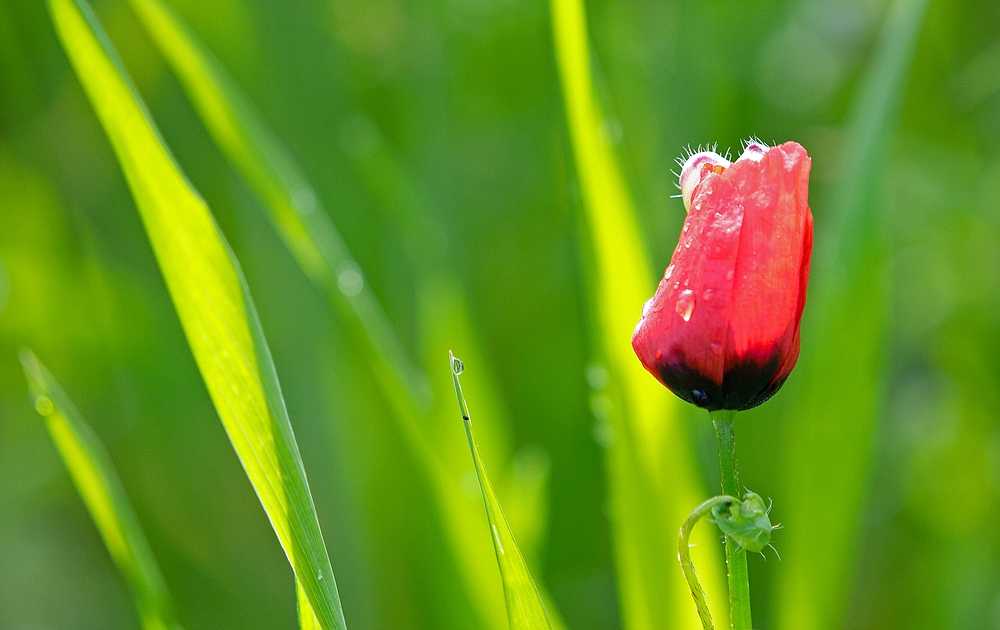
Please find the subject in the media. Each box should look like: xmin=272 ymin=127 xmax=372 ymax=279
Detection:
xmin=46 ymin=0 xmax=346 ymax=627
xmin=776 ymin=0 xmax=929 ymax=628
xmin=549 ymin=0 xmax=725 ymax=627
xmin=20 ymin=349 xmax=182 ymax=630
xmin=450 ymin=352 xmax=557 ymax=630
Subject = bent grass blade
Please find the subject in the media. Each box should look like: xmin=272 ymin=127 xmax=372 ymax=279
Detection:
xmin=125 ymin=2 xmax=513 ymax=626
xmin=550 ymin=0 xmax=724 ymax=627
xmin=450 ymin=353 xmax=555 ymax=630
xmin=20 ymin=350 xmax=182 ymax=630
xmin=776 ymin=0 xmax=930 ymax=628
xmin=47 ymin=0 xmax=346 ymax=627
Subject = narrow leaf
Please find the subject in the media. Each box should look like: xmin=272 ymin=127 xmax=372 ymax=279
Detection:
xmin=125 ymin=0 xmax=430 ymax=411
xmin=46 ymin=0 xmax=346 ymax=627
xmin=126 ymin=3 xmax=515 ymax=627
xmin=450 ymin=353 xmax=552 ymax=630
xmin=549 ymin=0 xmax=725 ymax=627
xmin=20 ymin=349 xmax=181 ymax=630
xmin=776 ymin=0 xmax=929 ymax=628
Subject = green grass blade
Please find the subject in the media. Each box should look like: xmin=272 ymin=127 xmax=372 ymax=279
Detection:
xmin=298 ymin=582 xmax=323 ymax=630
xmin=775 ymin=0 xmax=929 ymax=628
xmin=19 ymin=350 xmax=181 ymax=630
xmin=125 ymin=0 xmax=430 ymax=411
xmin=450 ymin=353 xmax=553 ymax=630
xmin=125 ymin=4 xmax=517 ymax=627
xmin=46 ymin=1 xmax=347 ymax=627
xmin=549 ymin=0 xmax=725 ymax=627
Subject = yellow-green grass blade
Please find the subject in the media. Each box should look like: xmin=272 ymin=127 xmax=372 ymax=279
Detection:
xmin=20 ymin=350 xmax=181 ymax=630
xmin=776 ymin=0 xmax=929 ymax=628
xmin=46 ymin=0 xmax=346 ymax=627
xmin=125 ymin=0 xmax=430 ymax=412
xmin=549 ymin=0 xmax=725 ymax=628
xmin=298 ymin=582 xmax=323 ymax=630
xmin=125 ymin=3 xmax=512 ymax=627
xmin=450 ymin=353 xmax=554 ymax=630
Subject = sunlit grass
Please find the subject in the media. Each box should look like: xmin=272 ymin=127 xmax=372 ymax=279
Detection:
xmin=21 ymin=350 xmax=181 ymax=630
xmin=47 ymin=0 xmax=345 ymax=625
xmin=550 ymin=0 xmax=725 ymax=627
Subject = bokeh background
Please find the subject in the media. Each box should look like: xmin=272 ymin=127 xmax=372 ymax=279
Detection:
xmin=1 ymin=0 xmax=999 ymax=628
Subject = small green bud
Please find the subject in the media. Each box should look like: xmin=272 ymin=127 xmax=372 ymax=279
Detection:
xmin=710 ymin=491 xmax=775 ymax=553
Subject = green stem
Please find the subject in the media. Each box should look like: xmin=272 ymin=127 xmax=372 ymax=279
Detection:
xmin=679 ymin=495 xmax=738 ymax=630
xmin=711 ymin=409 xmax=752 ymax=630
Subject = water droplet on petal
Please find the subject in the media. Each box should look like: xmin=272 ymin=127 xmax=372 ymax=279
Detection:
xmin=641 ymin=297 xmax=655 ymax=317
xmin=726 ymin=270 xmax=735 ymax=281
xmin=702 ymin=288 xmax=715 ymax=302
xmin=676 ymin=290 xmax=696 ymax=322
xmin=654 ymin=349 xmax=664 ymax=361
xmin=691 ymin=390 xmax=710 ymax=406
xmin=664 ymin=264 xmax=674 ymax=281
xmin=709 ymin=342 xmax=723 ymax=355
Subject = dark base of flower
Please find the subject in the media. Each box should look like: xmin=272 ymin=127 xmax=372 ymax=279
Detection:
xmin=656 ymin=350 xmax=787 ymax=411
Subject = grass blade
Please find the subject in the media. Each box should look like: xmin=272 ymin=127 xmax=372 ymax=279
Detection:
xmin=125 ymin=3 xmax=519 ymax=626
xmin=450 ymin=353 xmax=553 ymax=630
xmin=20 ymin=349 xmax=181 ymax=630
xmin=46 ymin=0 xmax=347 ymax=627
xmin=549 ymin=0 xmax=725 ymax=627
xmin=125 ymin=0 xmax=430 ymax=411
xmin=775 ymin=0 xmax=929 ymax=628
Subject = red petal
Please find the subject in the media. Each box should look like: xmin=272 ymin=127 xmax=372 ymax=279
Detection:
xmin=632 ymin=170 xmax=744 ymax=390
xmin=724 ymin=141 xmax=812 ymax=376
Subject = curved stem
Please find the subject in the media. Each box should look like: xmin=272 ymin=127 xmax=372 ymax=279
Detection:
xmin=711 ymin=409 xmax=752 ymax=630
xmin=679 ymin=495 xmax=737 ymax=630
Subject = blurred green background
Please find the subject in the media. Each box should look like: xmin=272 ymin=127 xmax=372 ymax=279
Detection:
xmin=1 ymin=0 xmax=999 ymax=628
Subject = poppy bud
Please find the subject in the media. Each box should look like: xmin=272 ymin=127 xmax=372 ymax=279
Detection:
xmin=632 ymin=141 xmax=813 ymax=411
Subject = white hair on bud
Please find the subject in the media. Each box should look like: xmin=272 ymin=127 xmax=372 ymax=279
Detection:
xmin=737 ymin=138 xmax=769 ymax=163
xmin=677 ymin=150 xmax=730 ymax=213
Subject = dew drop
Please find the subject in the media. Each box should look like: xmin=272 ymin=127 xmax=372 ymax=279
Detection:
xmin=676 ymin=289 xmax=696 ymax=322
xmin=709 ymin=342 xmax=723 ymax=355
xmin=586 ymin=364 xmax=610 ymax=390
xmin=317 ymin=570 xmax=324 ymax=581
xmin=450 ymin=354 xmax=465 ymax=375
xmin=726 ymin=270 xmax=735 ymax=281
xmin=641 ymin=297 xmax=655 ymax=317
xmin=664 ymin=264 xmax=675 ymax=281
xmin=492 ymin=524 xmax=505 ymax=555
xmin=34 ymin=395 xmax=53 ymax=416
xmin=592 ymin=420 xmax=615 ymax=448
xmin=691 ymin=390 xmax=711 ymax=406
xmin=337 ymin=260 xmax=364 ymax=297
xmin=702 ymin=288 xmax=715 ymax=302
xmin=654 ymin=349 xmax=664 ymax=361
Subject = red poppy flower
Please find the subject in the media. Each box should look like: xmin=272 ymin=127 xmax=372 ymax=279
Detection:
xmin=632 ymin=140 xmax=813 ymax=411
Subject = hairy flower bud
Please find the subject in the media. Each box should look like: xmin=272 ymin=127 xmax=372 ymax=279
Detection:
xmin=632 ymin=141 xmax=814 ymax=411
